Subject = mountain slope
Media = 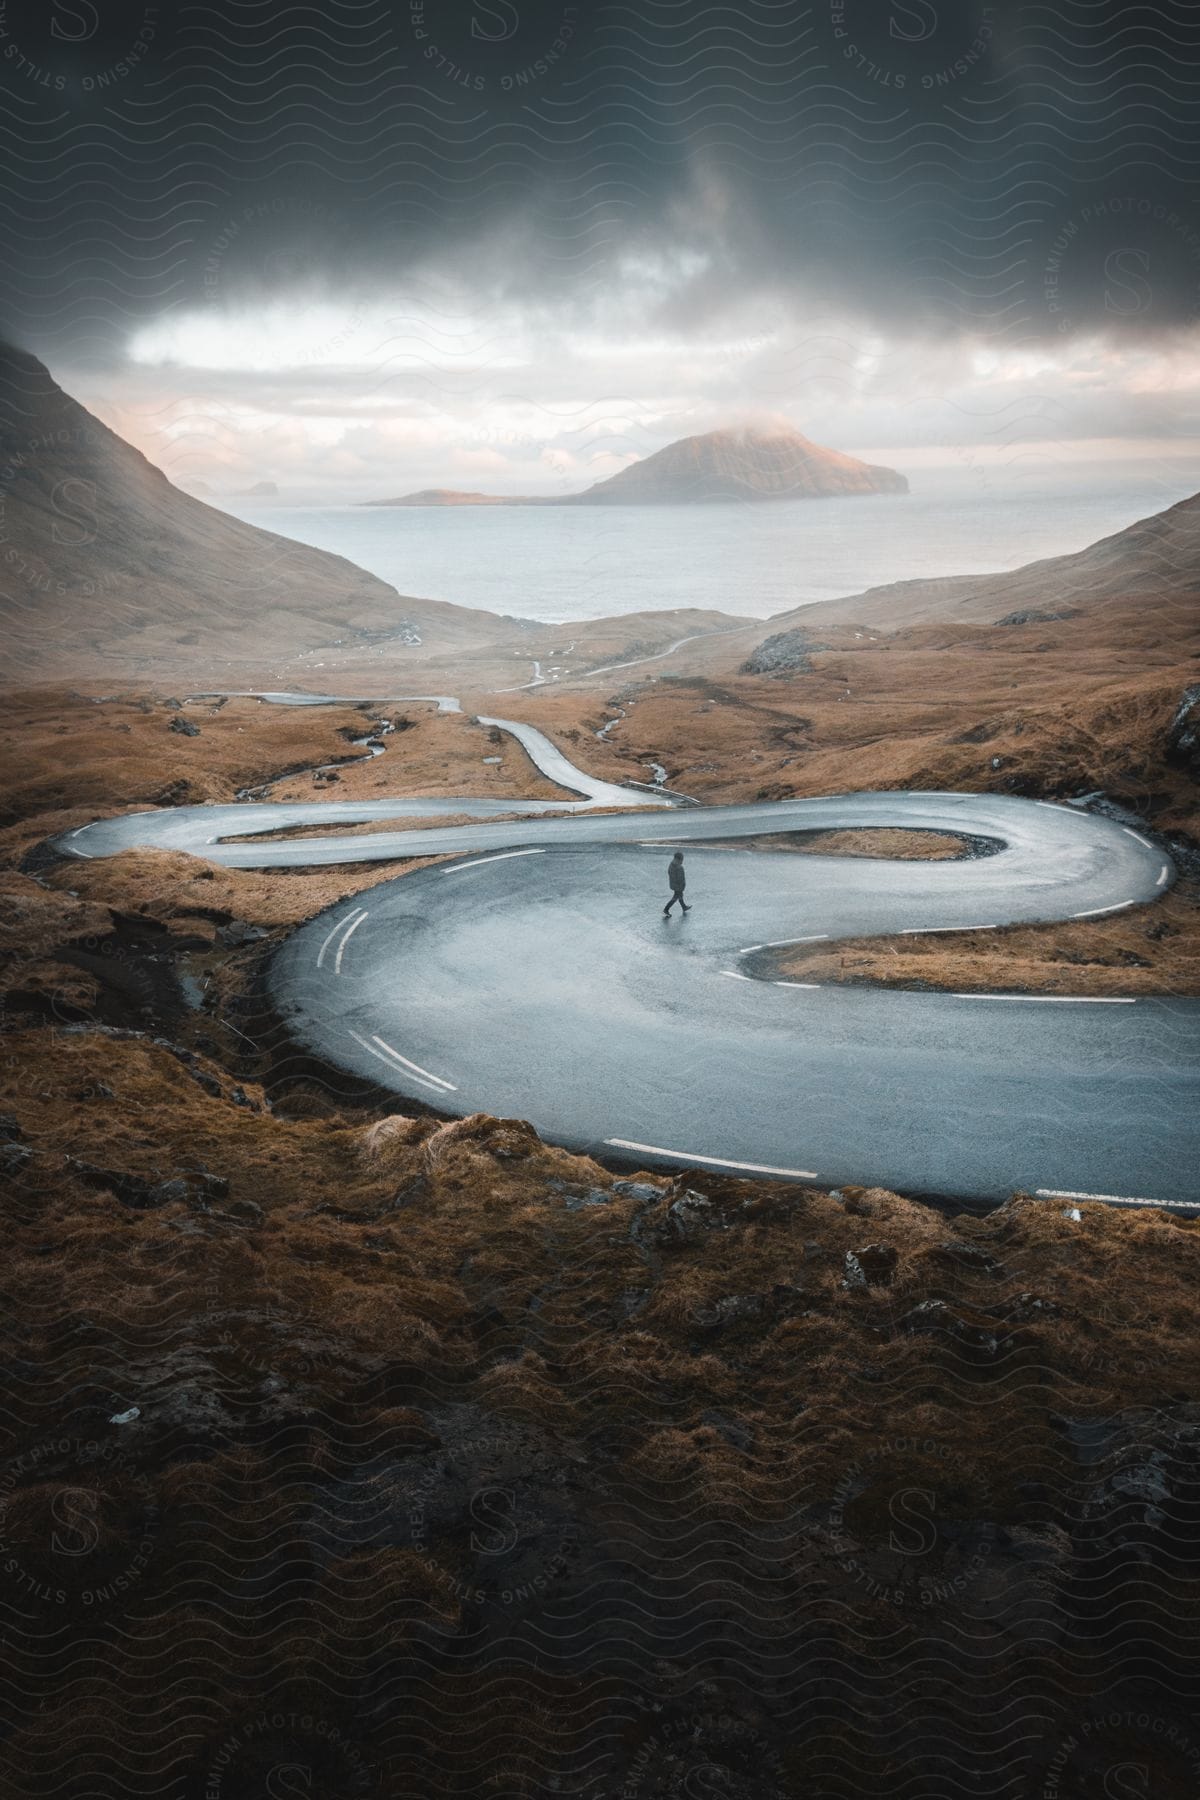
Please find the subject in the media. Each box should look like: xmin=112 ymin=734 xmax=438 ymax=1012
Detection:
xmin=760 ymin=491 xmax=1200 ymax=635
xmin=0 ymin=343 xmax=505 ymax=683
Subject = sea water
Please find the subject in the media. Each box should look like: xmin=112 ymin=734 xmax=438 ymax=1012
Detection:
xmin=221 ymin=459 xmax=1199 ymax=625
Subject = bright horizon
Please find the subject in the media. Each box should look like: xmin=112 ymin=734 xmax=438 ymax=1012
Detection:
xmin=71 ymin=327 xmax=1200 ymax=507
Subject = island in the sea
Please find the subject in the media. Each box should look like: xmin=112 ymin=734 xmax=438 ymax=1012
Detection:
xmin=365 ymin=423 xmax=909 ymax=506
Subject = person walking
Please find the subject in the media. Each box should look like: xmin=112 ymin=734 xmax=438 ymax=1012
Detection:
xmin=663 ymin=850 xmax=690 ymax=916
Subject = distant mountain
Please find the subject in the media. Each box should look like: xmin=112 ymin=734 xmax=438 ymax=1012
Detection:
xmin=364 ymin=488 xmax=546 ymax=508
xmin=367 ymin=425 xmax=909 ymax=507
xmin=0 ymin=343 xmax=506 ymax=682
xmin=236 ymin=479 xmax=279 ymax=497
xmin=571 ymin=425 xmax=909 ymax=504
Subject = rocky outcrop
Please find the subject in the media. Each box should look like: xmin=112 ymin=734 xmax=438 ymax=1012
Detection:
xmin=996 ymin=606 xmax=1081 ymax=626
xmin=1167 ymin=683 xmax=1200 ymax=778
xmin=740 ymin=626 xmax=828 ymax=675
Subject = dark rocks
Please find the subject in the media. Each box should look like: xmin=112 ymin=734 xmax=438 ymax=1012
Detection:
xmin=217 ymin=919 xmax=270 ymax=948
xmin=900 ymin=1298 xmax=1000 ymax=1359
xmin=951 ymin=720 xmax=998 ymax=745
xmin=67 ymin=1159 xmax=230 ymax=1211
xmin=978 ymin=1291 xmax=1060 ymax=1325
xmin=740 ymin=628 xmax=827 ymax=677
xmin=1063 ymin=1406 xmax=1200 ymax=1570
xmin=391 ymin=1174 xmax=431 ymax=1210
xmin=647 ymin=1188 xmax=726 ymax=1247
xmin=168 ymin=715 xmax=200 ymax=737
xmin=611 ymin=1179 xmax=664 ymax=1202
xmin=220 ymin=1196 xmax=265 ymax=1226
xmin=575 ymin=1173 xmax=691 ymax=1209
xmin=1165 ymin=833 xmax=1200 ymax=880
xmin=995 ymin=607 xmax=1080 ymax=626
xmin=1065 ymin=790 xmax=1153 ymax=829
xmin=146 ymin=1170 xmax=232 ymax=1211
xmin=562 ymin=1187 xmax=613 ymax=1211
xmin=1166 ymin=682 xmax=1200 ymax=778
xmin=925 ymin=1240 xmax=1003 ymax=1276
xmin=842 ymin=1244 xmax=899 ymax=1290
xmin=153 ymin=778 xmax=193 ymax=805
xmin=695 ymin=1282 xmax=808 ymax=1332
xmin=694 ymin=1292 xmax=766 ymax=1331
xmin=489 ymin=1122 xmax=539 ymax=1160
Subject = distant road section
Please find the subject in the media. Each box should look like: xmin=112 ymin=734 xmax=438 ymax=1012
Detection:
xmin=474 ymin=715 xmax=659 ymax=806
xmin=191 ymin=690 xmax=464 ymax=714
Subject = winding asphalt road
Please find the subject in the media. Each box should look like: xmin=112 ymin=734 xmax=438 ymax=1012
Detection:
xmin=56 ymin=701 xmax=1199 ymax=1210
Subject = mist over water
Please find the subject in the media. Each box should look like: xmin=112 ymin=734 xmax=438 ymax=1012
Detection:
xmin=223 ymin=461 xmax=1199 ymax=623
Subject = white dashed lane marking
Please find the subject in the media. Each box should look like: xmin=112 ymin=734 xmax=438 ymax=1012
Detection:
xmin=316 ymin=907 xmax=365 ymax=970
xmin=334 ymin=910 xmax=368 ymax=975
xmin=739 ymin=935 xmax=830 ymax=954
xmin=953 ymin=994 xmax=1136 ymax=1004
xmin=440 ymin=849 xmax=546 ymax=875
xmin=903 ymin=924 xmax=999 ymax=935
xmin=1037 ymin=1188 xmax=1197 ymax=1212
xmin=606 ymin=1139 xmax=819 ymax=1181
xmin=347 ymin=1029 xmax=457 ymax=1093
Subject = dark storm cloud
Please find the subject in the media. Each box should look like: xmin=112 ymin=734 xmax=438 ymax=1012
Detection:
xmin=2 ymin=0 xmax=1199 ymax=361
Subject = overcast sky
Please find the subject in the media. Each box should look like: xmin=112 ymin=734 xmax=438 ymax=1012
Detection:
xmin=3 ymin=0 xmax=1199 ymax=497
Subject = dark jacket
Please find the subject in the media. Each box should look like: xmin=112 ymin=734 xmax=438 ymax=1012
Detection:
xmin=668 ymin=858 xmax=686 ymax=893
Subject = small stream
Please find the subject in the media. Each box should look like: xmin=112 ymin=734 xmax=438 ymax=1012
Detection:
xmin=595 ymin=703 xmax=672 ymax=795
xmin=235 ymin=715 xmax=395 ymax=802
